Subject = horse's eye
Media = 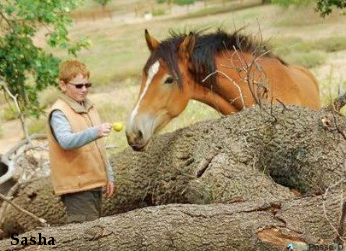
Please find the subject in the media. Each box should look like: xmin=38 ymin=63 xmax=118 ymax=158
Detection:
xmin=164 ymin=77 xmax=174 ymax=84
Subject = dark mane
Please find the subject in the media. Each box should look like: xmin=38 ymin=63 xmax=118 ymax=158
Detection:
xmin=144 ymin=29 xmax=285 ymax=89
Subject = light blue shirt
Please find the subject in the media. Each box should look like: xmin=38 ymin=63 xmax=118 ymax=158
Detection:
xmin=50 ymin=110 xmax=115 ymax=182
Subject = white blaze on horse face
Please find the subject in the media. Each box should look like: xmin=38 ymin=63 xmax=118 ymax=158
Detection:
xmin=128 ymin=61 xmax=160 ymax=134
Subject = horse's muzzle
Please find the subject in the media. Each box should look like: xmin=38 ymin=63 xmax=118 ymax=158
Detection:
xmin=126 ymin=130 xmax=147 ymax=151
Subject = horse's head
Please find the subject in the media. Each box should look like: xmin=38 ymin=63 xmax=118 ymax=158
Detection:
xmin=126 ymin=30 xmax=196 ymax=151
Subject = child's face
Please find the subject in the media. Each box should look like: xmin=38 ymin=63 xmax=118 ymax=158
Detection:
xmin=59 ymin=74 xmax=91 ymax=102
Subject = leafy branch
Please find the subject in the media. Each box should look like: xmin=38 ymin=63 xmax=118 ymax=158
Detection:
xmin=0 ymin=0 xmax=90 ymax=118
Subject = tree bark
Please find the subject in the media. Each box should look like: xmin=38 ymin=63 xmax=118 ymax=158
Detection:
xmin=1 ymin=105 xmax=345 ymax=241
xmin=0 ymin=193 xmax=344 ymax=250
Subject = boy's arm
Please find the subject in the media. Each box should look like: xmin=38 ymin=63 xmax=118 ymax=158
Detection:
xmin=105 ymin=157 xmax=115 ymax=183
xmin=50 ymin=110 xmax=99 ymax=150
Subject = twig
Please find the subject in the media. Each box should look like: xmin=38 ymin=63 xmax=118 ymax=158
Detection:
xmin=335 ymin=201 xmax=346 ymax=244
xmin=229 ymin=45 xmax=279 ymax=123
xmin=0 ymin=180 xmax=22 ymax=225
xmin=322 ymin=167 xmax=346 ymax=243
xmin=0 ymin=82 xmax=47 ymax=186
xmin=231 ymin=45 xmax=270 ymax=106
xmin=0 ymin=192 xmax=49 ymax=227
xmin=203 ymin=70 xmax=246 ymax=109
xmin=0 ymin=9 xmax=12 ymax=29
xmin=3 ymin=134 xmax=47 ymax=159
xmin=0 ymin=157 xmax=37 ymax=224
xmin=323 ymin=178 xmax=346 ymax=197
xmin=322 ymin=196 xmax=345 ymax=243
xmin=0 ymin=174 xmax=46 ymax=225
xmin=324 ymin=93 xmax=346 ymax=113
xmin=332 ymin=113 xmax=346 ymax=141
xmin=0 ymin=82 xmax=29 ymax=140
xmin=0 ymin=134 xmax=47 ymax=185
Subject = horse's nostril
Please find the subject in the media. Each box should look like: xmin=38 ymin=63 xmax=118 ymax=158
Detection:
xmin=138 ymin=130 xmax=143 ymax=139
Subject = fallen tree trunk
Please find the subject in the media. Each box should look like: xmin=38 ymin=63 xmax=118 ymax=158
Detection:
xmin=0 ymin=193 xmax=344 ymax=250
xmin=1 ymin=105 xmax=345 ymax=237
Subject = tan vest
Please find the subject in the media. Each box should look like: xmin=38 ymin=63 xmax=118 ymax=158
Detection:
xmin=47 ymin=95 xmax=107 ymax=195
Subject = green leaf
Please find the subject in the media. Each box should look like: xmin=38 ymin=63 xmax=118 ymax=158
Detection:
xmin=0 ymin=0 xmax=90 ymax=117
xmin=5 ymin=6 xmax=15 ymax=14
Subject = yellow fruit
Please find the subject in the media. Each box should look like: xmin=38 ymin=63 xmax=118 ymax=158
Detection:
xmin=113 ymin=122 xmax=123 ymax=132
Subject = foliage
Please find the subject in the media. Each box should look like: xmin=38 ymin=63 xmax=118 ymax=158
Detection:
xmin=0 ymin=0 xmax=89 ymax=118
xmin=93 ymin=0 xmax=111 ymax=8
xmin=175 ymin=0 xmax=196 ymax=6
xmin=316 ymin=0 xmax=346 ymax=17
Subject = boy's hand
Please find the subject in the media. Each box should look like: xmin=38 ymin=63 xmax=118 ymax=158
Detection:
xmin=97 ymin=123 xmax=112 ymax=137
xmin=105 ymin=181 xmax=116 ymax=198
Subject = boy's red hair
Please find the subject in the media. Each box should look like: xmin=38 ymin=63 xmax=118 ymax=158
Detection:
xmin=59 ymin=60 xmax=90 ymax=83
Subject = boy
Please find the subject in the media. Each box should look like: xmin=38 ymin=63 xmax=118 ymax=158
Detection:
xmin=47 ymin=60 xmax=115 ymax=223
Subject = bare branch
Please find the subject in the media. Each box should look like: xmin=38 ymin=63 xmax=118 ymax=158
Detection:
xmin=322 ymin=161 xmax=346 ymax=243
xmin=0 ymin=134 xmax=47 ymax=185
xmin=332 ymin=112 xmax=346 ymax=140
xmin=0 ymin=192 xmax=48 ymax=227
xmin=0 ymin=9 xmax=12 ymax=30
xmin=0 ymin=82 xmax=29 ymax=140
xmin=202 ymin=70 xmax=246 ymax=109
xmin=325 ymin=93 xmax=346 ymax=113
xmin=335 ymin=201 xmax=346 ymax=244
xmin=0 ymin=172 xmax=29 ymax=225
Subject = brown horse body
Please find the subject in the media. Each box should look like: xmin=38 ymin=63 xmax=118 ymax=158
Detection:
xmin=126 ymin=30 xmax=320 ymax=150
xmin=197 ymin=54 xmax=320 ymax=114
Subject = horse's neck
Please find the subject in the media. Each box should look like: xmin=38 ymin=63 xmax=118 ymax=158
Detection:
xmin=191 ymin=52 xmax=321 ymax=112
xmin=190 ymin=83 xmax=240 ymax=114
xmin=190 ymin=52 xmax=260 ymax=114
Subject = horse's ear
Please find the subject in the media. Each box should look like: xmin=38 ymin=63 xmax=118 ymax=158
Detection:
xmin=145 ymin=29 xmax=160 ymax=53
xmin=179 ymin=32 xmax=195 ymax=60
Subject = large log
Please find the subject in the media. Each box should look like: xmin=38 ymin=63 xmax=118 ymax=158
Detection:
xmin=0 ymin=193 xmax=344 ymax=250
xmin=1 ymin=105 xmax=345 ymax=237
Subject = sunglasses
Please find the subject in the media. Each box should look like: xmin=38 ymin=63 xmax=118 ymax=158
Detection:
xmin=68 ymin=82 xmax=92 ymax=89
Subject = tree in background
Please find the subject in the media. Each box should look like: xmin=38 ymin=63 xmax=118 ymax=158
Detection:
xmin=0 ymin=0 xmax=89 ymax=118
xmin=316 ymin=0 xmax=346 ymax=17
xmin=272 ymin=0 xmax=345 ymax=17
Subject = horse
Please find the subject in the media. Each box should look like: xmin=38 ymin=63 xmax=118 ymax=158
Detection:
xmin=126 ymin=29 xmax=320 ymax=151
